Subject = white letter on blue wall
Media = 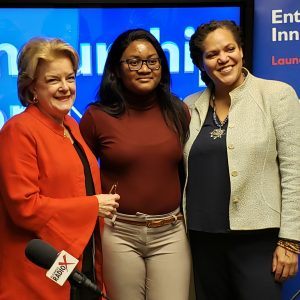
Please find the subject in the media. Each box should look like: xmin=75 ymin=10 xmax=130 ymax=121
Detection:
xmin=78 ymin=43 xmax=92 ymax=76
xmin=184 ymin=27 xmax=195 ymax=73
xmin=96 ymin=43 xmax=110 ymax=75
xmin=0 ymin=43 xmax=18 ymax=76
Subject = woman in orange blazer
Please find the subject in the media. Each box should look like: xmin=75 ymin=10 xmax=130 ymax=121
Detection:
xmin=0 ymin=37 xmax=119 ymax=300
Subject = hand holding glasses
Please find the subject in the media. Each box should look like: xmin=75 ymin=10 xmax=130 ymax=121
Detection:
xmin=109 ymin=182 xmax=118 ymax=194
xmin=96 ymin=182 xmax=119 ymax=219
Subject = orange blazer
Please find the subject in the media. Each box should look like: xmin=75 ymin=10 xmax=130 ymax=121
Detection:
xmin=0 ymin=105 xmax=102 ymax=299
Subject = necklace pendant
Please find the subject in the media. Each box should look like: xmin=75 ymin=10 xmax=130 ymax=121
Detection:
xmin=210 ymin=128 xmax=225 ymax=139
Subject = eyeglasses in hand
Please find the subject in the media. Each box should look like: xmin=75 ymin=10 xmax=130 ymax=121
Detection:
xmin=109 ymin=182 xmax=118 ymax=194
xmin=120 ymin=58 xmax=161 ymax=71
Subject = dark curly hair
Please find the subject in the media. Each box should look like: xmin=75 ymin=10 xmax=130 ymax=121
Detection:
xmin=189 ymin=20 xmax=243 ymax=86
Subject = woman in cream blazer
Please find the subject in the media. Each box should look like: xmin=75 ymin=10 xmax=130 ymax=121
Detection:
xmin=183 ymin=20 xmax=300 ymax=300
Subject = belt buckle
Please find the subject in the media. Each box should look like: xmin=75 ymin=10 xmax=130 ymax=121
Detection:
xmin=146 ymin=220 xmax=157 ymax=228
xmin=146 ymin=217 xmax=172 ymax=228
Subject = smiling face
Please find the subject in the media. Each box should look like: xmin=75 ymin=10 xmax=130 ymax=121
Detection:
xmin=201 ymin=28 xmax=244 ymax=92
xmin=118 ymin=39 xmax=162 ymax=96
xmin=32 ymin=56 xmax=76 ymax=124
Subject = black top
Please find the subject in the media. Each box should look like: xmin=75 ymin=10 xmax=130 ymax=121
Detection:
xmin=186 ymin=105 xmax=230 ymax=233
xmin=72 ymin=141 xmax=98 ymax=300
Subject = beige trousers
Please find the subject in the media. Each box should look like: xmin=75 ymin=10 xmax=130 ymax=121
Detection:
xmin=102 ymin=209 xmax=191 ymax=300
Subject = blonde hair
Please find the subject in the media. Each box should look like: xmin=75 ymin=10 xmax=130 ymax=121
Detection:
xmin=17 ymin=37 xmax=79 ymax=106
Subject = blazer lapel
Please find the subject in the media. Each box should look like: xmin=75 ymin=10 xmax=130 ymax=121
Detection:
xmin=184 ymin=88 xmax=211 ymax=159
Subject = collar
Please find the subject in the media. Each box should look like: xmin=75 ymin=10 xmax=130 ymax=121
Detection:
xmin=229 ymin=67 xmax=251 ymax=102
xmin=193 ymin=68 xmax=252 ymax=112
xmin=26 ymin=105 xmax=68 ymax=137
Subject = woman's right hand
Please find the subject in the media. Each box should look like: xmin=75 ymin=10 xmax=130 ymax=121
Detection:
xmin=95 ymin=194 xmax=120 ymax=219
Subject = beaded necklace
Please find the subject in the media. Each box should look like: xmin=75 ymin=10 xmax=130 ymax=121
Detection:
xmin=210 ymin=94 xmax=229 ymax=140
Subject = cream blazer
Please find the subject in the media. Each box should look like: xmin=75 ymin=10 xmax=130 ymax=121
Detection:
xmin=183 ymin=69 xmax=300 ymax=241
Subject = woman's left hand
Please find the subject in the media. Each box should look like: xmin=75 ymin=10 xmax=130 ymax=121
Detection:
xmin=272 ymin=246 xmax=298 ymax=282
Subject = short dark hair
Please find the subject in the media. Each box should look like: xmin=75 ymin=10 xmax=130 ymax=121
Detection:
xmin=189 ymin=20 xmax=243 ymax=86
xmin=93 ymin=28 xmax=189 ymax=144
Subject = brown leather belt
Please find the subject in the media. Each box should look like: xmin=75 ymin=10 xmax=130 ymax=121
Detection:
xmin=114 ymin=213 xmax=184 ymax=228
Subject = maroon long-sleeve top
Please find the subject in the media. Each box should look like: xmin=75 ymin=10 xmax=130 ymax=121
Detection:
xmin=80 ymin=101 xmax=182 ymax=215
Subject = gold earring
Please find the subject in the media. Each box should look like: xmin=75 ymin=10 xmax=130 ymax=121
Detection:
xmin=32 ymin=96 xmax=38 ymax=104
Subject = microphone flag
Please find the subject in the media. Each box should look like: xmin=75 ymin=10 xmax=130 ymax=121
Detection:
xmin=46 ymin=250 xmax=79 ymax=286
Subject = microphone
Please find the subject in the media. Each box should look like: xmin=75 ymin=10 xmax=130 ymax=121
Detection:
xmin=25 ymin=239 xmax=109 ymax=299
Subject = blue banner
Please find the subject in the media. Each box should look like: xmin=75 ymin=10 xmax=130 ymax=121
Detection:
xmin=0 ymin=7 xmax=240 ymax=128
xmin=253 ymin=0 xmax=300 ymax=97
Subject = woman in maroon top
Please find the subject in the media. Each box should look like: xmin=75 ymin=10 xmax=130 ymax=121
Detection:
xmin=80 ymin=29 xmax=191 ymax=300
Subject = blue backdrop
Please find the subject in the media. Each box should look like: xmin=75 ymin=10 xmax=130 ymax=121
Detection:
xmin=0 ymin=7 xmax=240 ymax=128
xmin=253 ymin=0 xmax=299 ymax=97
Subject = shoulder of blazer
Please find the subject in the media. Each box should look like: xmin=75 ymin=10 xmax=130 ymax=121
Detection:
xmin=245 ymin=72 xmax=297 ymax=103
xmin=184 ymin=91 xmax=205 ymax=108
